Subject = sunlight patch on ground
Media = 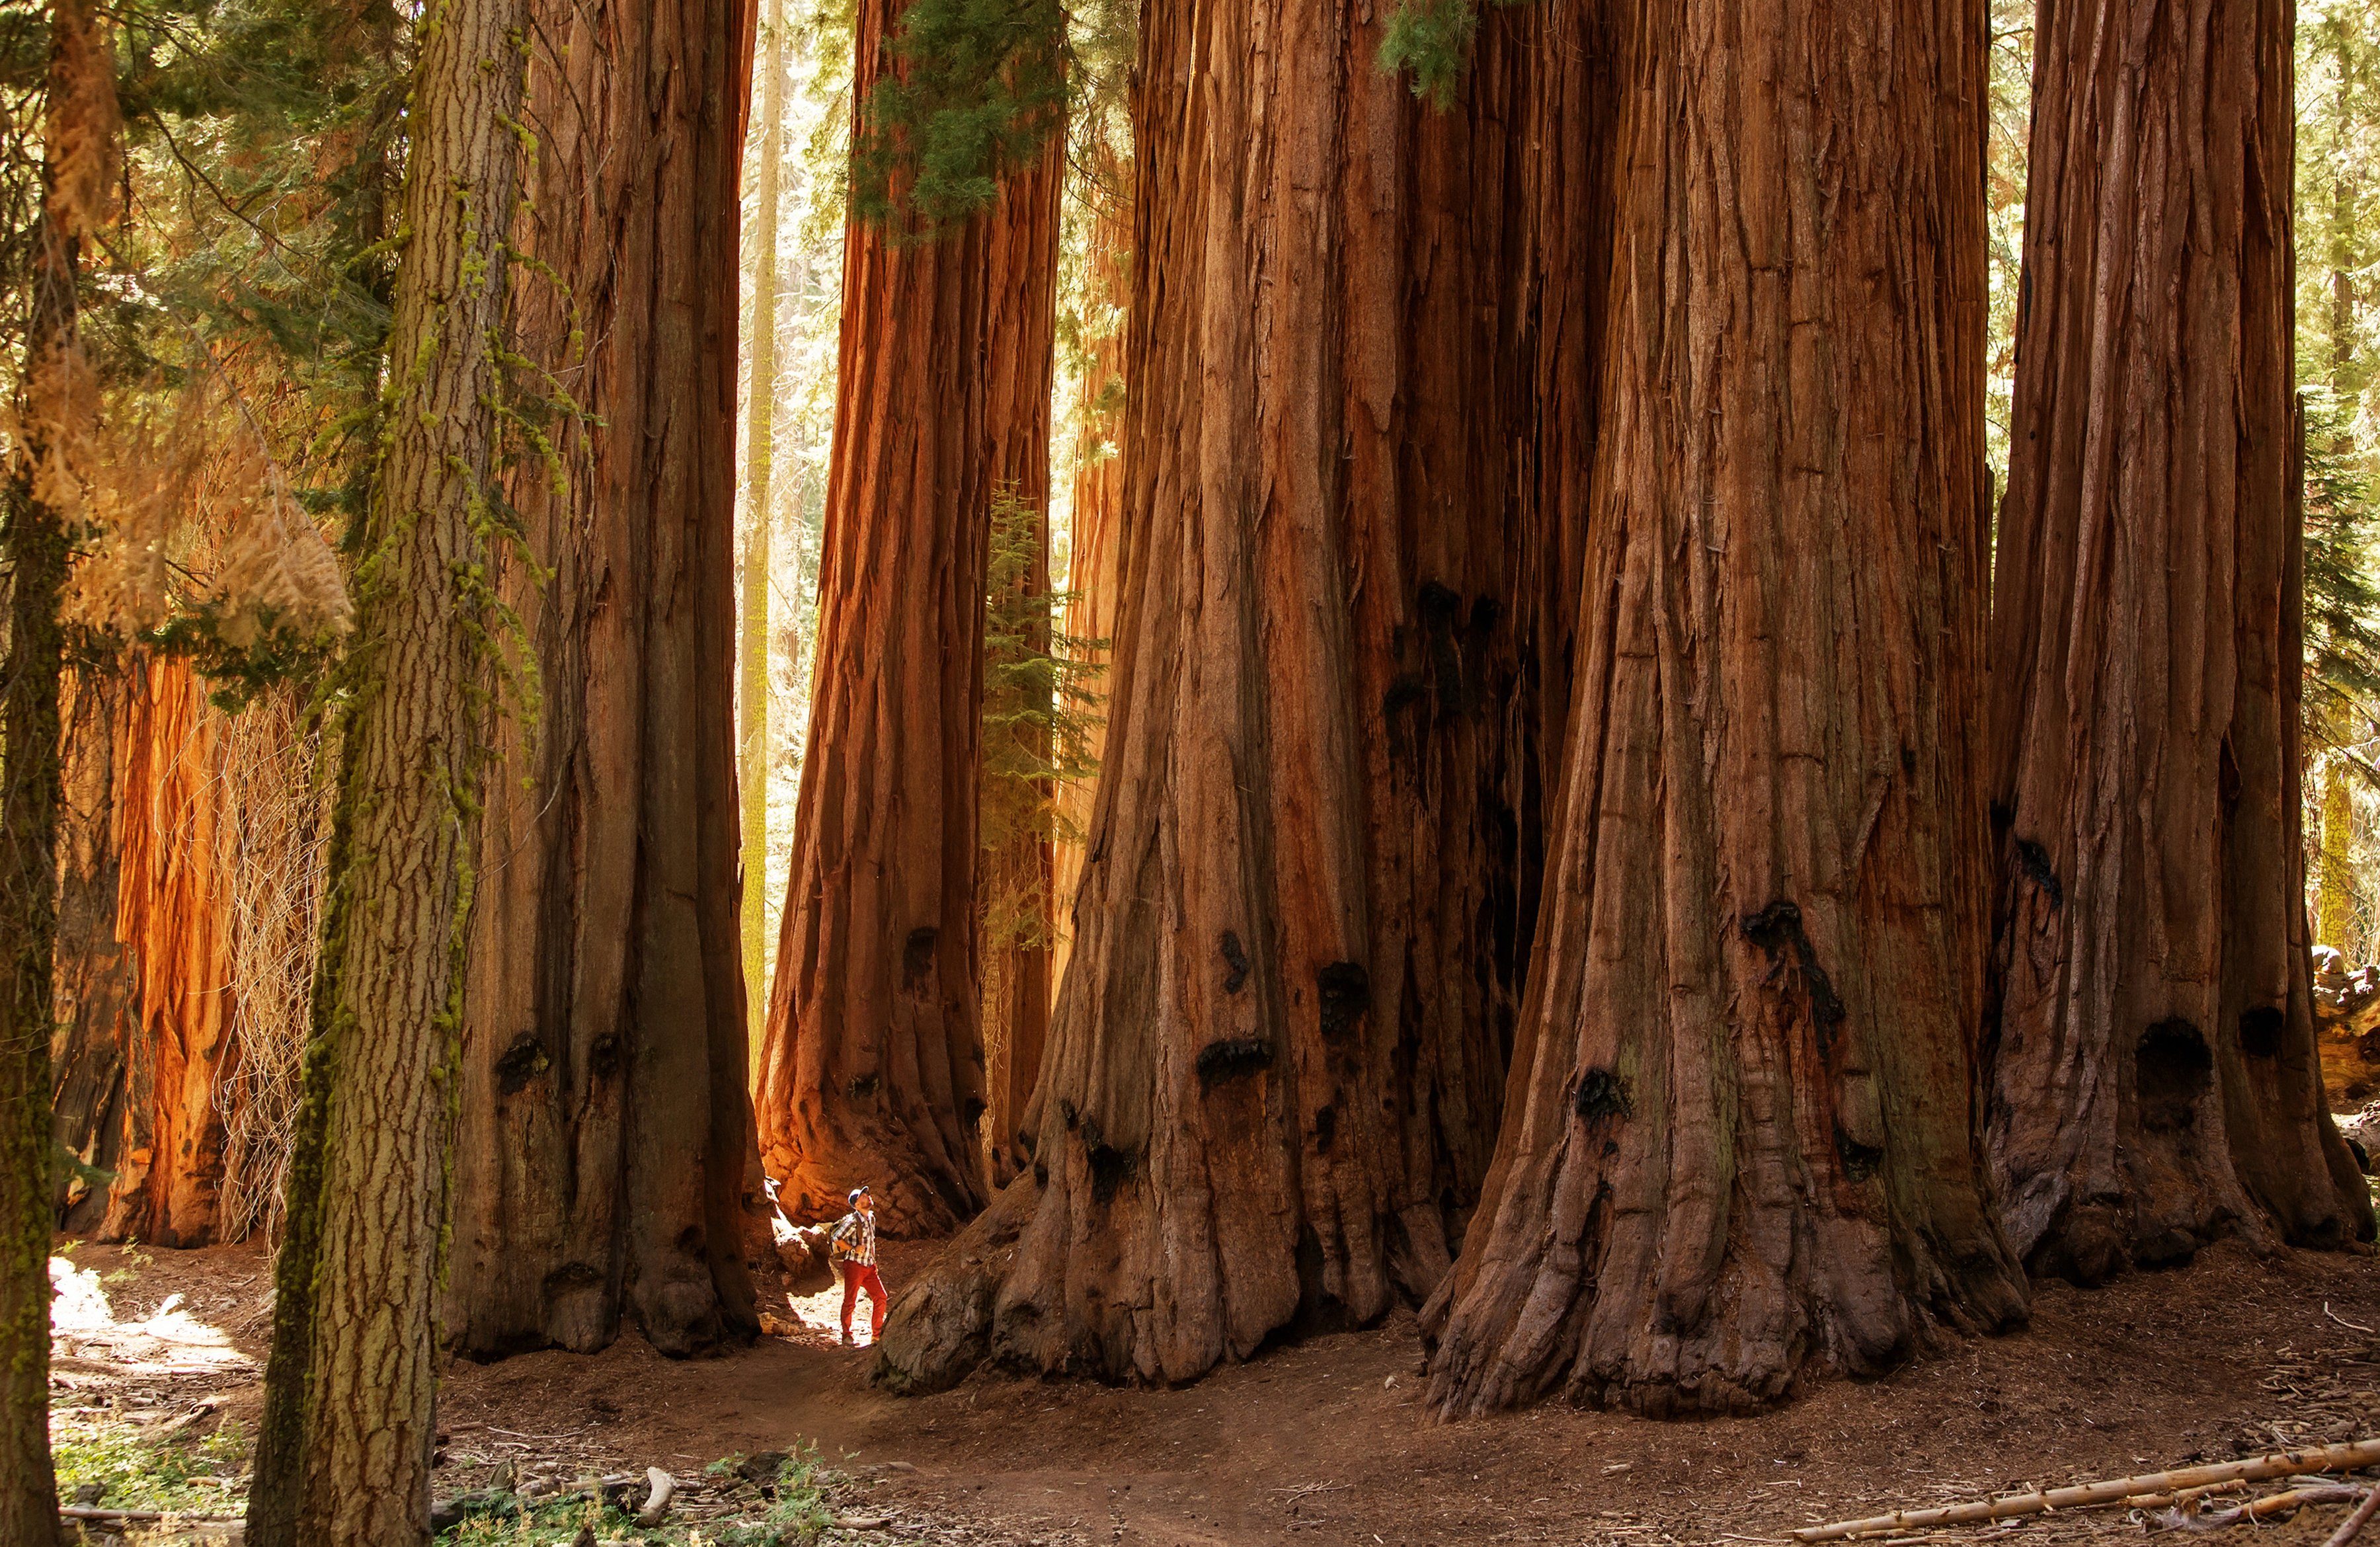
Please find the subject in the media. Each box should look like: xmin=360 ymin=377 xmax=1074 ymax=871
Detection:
xmin=51 ymin=1254 xmax=254 ymax=1374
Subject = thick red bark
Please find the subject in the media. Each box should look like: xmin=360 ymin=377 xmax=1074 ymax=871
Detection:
xmin=877 ymin=0 xmax=1549 ymax=1391
xmin=978 ymin=134 xmax=1064 ymax=1189
xmin=1425 ymin=0 xmax=2028 ymax=1416
xmin=1983 ymin=0 xmax=2372 ymax=1279
xmin=445 ymin=0 xmax=763 ymax=1359
xmin=754 ymin=5 xmax=1065 ymax=1236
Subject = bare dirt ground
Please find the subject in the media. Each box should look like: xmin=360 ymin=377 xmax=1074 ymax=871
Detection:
xmin=48 ymin=1230 xmax=2380 ymax=1545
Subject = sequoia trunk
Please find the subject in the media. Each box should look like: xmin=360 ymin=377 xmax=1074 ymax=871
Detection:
xmin=752 ymin=0 xmax=1054 ymax=1235
xmin=1425 ymin=0 xmax=2029 ymax=1416
xmin=878 ymin=0 xmax=1546 ymax=1391
xmin=51 ymin=671 xmax=135 ymax=1233
xmin=1984 ymin=0 xmax=2373 ymax=1279
xmin=1049 ymin=141 xmax=1130 ymax=991
xmin=978 ymin=135 xmax=1064 ymax=1188
xmin=445 ymin=0 xmax=760 ymax=1359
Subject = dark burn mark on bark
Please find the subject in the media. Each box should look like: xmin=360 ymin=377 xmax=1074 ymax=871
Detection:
xmin=2136 ymin=1019 xmax=2213 ymax=1131
xmin=1080 ymin=1116 xmax=1136 ymax=1203
xmin=2014 ymin=838 xmax=2063 ymax=907
xmin=902 ymin=926 xmax=937 ymax=988
xmin=1835 ymin=1126 xmax=1883 ymax=1182
xmin=1313 ymin=1103 xmax=1337 ymax=1154
xmin=1382 ymin=673 xmax=1427 ymax=721
xmin=1195 ymin=1035 xmax=1273 ymax=1088
xmin=1059 ymin=1097 xmax=1079 ymax=1129
xmin=1419 ymin=580 xmax=1467 ymax=716
xmin=2237 ymin=1006 xmax=2284 ymax=1059
xmin=1740 ymin=900 xmax=1848 ymax=1049
xmin=848 ymin=1071 xmax=881 ymax=1100
xmin=496 ymin=1034 xmax=549 ymax=1096
xmin=1575 ymin=1067 xmax=1632 ymax=1122
xmin=1899 ymin=746 xmax=1917 ymax=776
xmin=1220 ymin=930 xmax=1251 ymax=994
xmin=962 ymin=1096 xmax=986 ymax=1128
xmin=588 ymin=1033 xmax=621 ymax=1082
xmin=1317 ymin=961 xmax=1368 ymax=1041
xmin=1016 ymin=1127 xmax=1036 ymax=1158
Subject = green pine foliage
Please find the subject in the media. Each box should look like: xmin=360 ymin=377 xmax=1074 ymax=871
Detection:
xmin=2307 ymin=388 xmax=2380 ymax=759
xmin=850 ymin=0 xmax=1067 ymax=239
xmin=978 ymin=487 xmax=1101 ymax=957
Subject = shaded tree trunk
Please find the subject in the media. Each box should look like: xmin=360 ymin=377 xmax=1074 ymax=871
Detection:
xmin=51 ymin=670 xmax=134 ymax=1233
xmin=1985 ymin=0 xmax=2373 ymax=1280
xmin=1425 ymin=0 xmax=2029 ymax=1417
xmin=977 ymin=134 xmax=1064 ymax=1189
xmin=444 ymin=0 xmax=760 ymax=1360
xmin=878 ymin=0 xmax=1547 ymax=1392
xmin=3 ymin=3 xmax=110 ymax=1538
xmin=247 ymin=1 xmax=532 ymax=1540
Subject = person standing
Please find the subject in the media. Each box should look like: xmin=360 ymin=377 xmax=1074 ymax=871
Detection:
xmin=828 ymin=1186 xmax=887 ymax=1346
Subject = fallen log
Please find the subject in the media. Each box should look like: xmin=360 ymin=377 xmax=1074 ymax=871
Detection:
xmin=61 ymin=1504 xmax=241 ymax=1524
xmin=2330 ymin=1485 xmax=2380 ymax=1547
xmin=2153 ymin=1485 xmax=2361 ymax=1532
xmin=1790 ymin=1438 xmax=2380 ymax=1541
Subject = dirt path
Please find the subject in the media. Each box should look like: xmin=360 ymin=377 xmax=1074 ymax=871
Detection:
xmin=48 ymin=1234 xmax=2380 ymax=1544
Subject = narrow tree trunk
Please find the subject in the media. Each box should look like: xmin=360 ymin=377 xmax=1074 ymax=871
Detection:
xmin=444 ymin=0 xmax=760 ymax=1360
xmin=2320 ymin=758 xmax=2354 ymax=953
xmin=1983 ymin=0 xmax=2373 ymax=1281
xmin=753 ymin=0 xmax=1040 ymax=1237
xmin=1425 ymin=0 xmax=2029 ymax=1417
xmin=1048 ymin=140 xmax=1129 ymax=994
xmin=3 ymin=3 xmax=109 ymax=1538
xmin=879 ymin=0 xmax=1546 ymax=1392
xmin=742 ymin=0 xmax=786 ymax=1052
xmin=245 ymin=2 xmax=532 ymax=1540
xmin=977 ymin=134 xmax=1064 ymax=1188
xmin=51 ymin=671 xmax=134 ymax=1232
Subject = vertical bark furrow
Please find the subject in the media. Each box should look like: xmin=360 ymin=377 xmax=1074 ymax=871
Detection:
xmin=1984 ymin=0 xmax=2373 ymax=1280
xmin=1424 ymin=0 xmax=2028 ymax=1418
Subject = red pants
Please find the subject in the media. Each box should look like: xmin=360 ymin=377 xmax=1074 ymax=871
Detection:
xmin=841 ymin=1263 xmax=887 ymax=1340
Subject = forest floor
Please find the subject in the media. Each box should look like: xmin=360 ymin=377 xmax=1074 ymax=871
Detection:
xmin=42 ymin=1225 xmax=2380 ymax=1546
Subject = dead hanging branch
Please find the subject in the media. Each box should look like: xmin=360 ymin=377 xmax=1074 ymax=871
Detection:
xmin=1790 ymin=1439 xmax=2380 ymax=1541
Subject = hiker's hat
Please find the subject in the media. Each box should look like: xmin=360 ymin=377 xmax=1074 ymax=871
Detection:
xmin=849 ymin=1186 xmax=869 ymax=1205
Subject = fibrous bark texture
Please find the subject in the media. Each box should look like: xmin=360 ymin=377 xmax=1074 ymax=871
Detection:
xmin=253 ymin=1 xmax=533 ymax=1539
xmin=51 ymin=670 xmax=136 ymax=1234
xmin=755 ymin=0 xmax=1064 ymax=1235
xmin=978 ymin=133 xmax=1064 ymax=1189
xmin=1424 ymin=0 xmax=2029 ymax=1417
xmin=1984 ymin=0 xmax=2373 ymax=1280
xmin=94 ymin=656 xmax=233 ymax=1246
xmin=446 ymin=0 xmax=762 ymax=1360
xmin=879 ymin=0 xmax=1548 ymax=1392
xmin=1048 ymin=142 xmax=1130 ymax=978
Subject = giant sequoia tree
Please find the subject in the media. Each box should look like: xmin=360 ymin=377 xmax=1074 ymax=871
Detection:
xmin=879 ymin=0 xmax=1552 ymax=1390
xmin=1419 ymin=0 xmax=2034 ymax=1414
xmin=444 ymin=0 xmax=762 ymax=1363
xmin=1985 ymin=0 xmax=2373 ymax=1279
xmin=753 ymin=0 xmax=1064 ymax=1235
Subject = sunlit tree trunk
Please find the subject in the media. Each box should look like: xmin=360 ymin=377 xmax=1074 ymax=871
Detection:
xmin=754 ymin=0 xmax=1067 ymax=1236
xmin=742 ymin=0 xmax=786 ymax=1052
xmin=879 ymin=0 xmax=1551 ymax=1392
xmin=1049 ymin=140 xmax=1130 ymax=992
xmin=2320 ymin=760 xmax=2356 ymax=953
xmin=444 ymin=0 xmax=760 ymax=1360
xmin=1426 ymin=0 xmax=2029 ymax=1416
xmin=247 ymin=0 xmax=532 ymax=1539
xmin=1983 ymin=0 xmax=2373 ymax=1283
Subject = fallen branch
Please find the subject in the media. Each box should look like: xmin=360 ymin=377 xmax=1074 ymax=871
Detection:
xmin=1790 ymin=1438 xmax=2380 ymax=1541
xmin=2330 ymin=1486 xmax=2380 ymax=1547
xmin=2153 ymin=1484 xmax=2361 ymax=1531
xmin=636 ymin=1466 xmax=676 ymax=1528
xmin=60 ymin=1505 xmax=241 ymax=1525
